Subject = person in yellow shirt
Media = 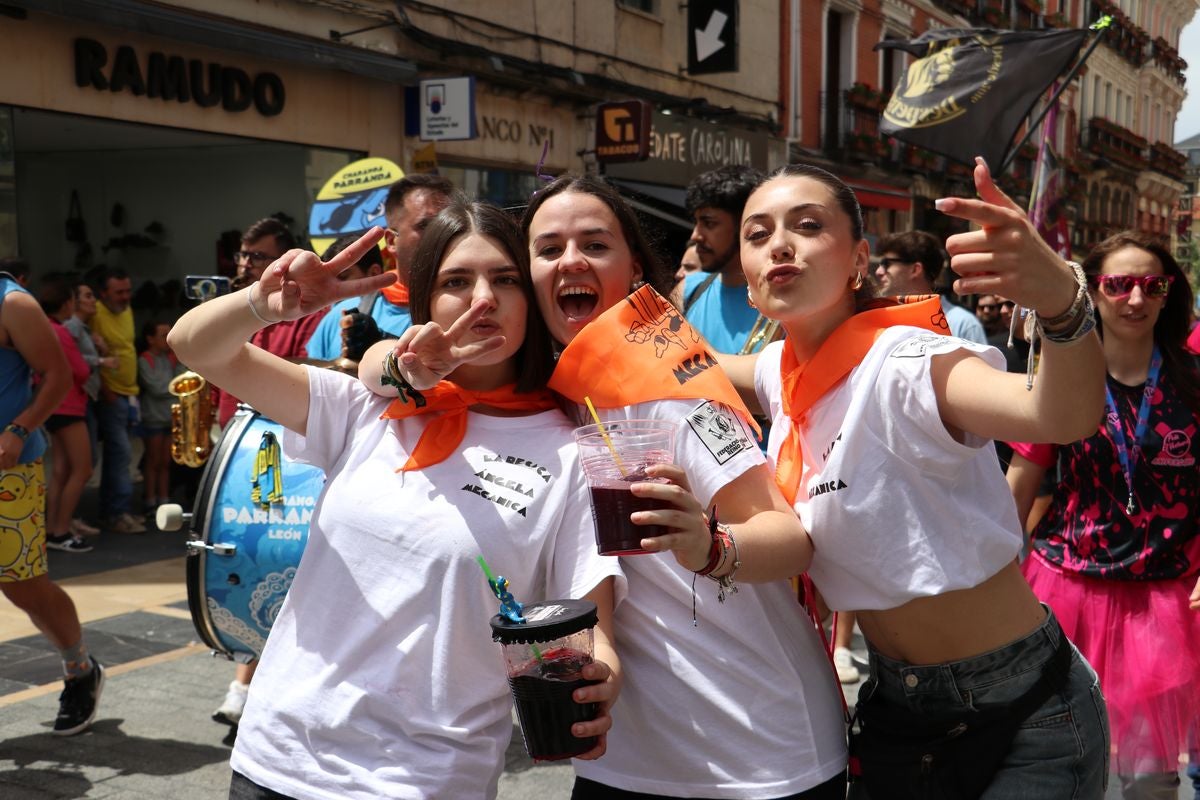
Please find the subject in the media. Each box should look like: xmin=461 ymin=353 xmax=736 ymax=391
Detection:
xmin=89 ymin=268 xmax=145 ymax=534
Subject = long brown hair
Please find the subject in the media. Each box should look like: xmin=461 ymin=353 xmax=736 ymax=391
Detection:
xmin=407 ymin=196 xmax=554 ymax=393
xmin=1082 ymin=231 xmax=1200 ymax=415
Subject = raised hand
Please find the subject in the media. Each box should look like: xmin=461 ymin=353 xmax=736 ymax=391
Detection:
xmin=252 ymin=227 xmax=398 ymax=322
xmin=937 ymin=157 xmax=1077 ymax=319
xmin=387 ymin=298 xmax=509 ymax=390
xmin=628 ymin=463 xmax=713 ymax=572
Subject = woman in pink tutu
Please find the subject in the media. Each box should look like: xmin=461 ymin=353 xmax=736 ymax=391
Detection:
xmin=1008 ymin=230 xmax=1200 ymax=799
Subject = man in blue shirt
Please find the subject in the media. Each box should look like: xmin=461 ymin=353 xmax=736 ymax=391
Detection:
xmin=1 ymin=261 xmax=104 ymax=736
xmin=305 ymin=174 xmax=452 ymax=363
xmin=873 ymin=230 xmax=988 ymax=344
xmin=681 ymin=166 xmax=765 ymax=354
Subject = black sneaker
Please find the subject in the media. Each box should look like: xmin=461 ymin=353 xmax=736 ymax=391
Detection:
xmin=46 ymin=534 xmax=93 ymax=553
xmin=53 ymin=658 xmax=105 ymax=736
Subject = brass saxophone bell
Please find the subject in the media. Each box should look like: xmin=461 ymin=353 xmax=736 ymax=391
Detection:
xmin=169 ymin=371 xmax=216 ymax=467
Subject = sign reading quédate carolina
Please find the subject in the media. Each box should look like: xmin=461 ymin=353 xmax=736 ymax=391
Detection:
xmin=605 ymin=111 xmax=768 ymax=186
xmin=73 ymin=38 xmax=286 ymax=117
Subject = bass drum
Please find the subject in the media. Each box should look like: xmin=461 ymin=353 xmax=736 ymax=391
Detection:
xmin=185 ymin=407 xmax=325 ymax=662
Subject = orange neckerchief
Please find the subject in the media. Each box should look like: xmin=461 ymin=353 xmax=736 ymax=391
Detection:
xmin=775 ymin=295 xmax=949 ymax=505
xmin=381 ymin=279 xmax=409 ymax=307
xmin=380 ymin=382 xmax=557 ymax=471
xmin=549 ymin=284 xmax=759 ymax=435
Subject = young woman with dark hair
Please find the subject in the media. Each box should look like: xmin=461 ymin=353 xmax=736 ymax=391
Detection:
xmin=363 ymin=175 xmax=847 ymax=800
xmin=1008 ymin=230 xmax=1200 ymax=800
xmin=715 ymin=159 xmax=1111 ymax=798
xmin=169 ymin=198 xmax=620 ymax=800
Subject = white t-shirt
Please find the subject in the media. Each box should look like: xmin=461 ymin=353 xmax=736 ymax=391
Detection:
xmin=572 ymin=398 xmax=848 ymax=798
xmin=230 ymin=367 xmax=622 ymax=800
xmin=754 ymin=329 xmax=1023 ymax=612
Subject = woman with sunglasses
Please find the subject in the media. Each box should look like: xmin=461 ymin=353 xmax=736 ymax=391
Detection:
xmin=169 ymin=201 xmax=620 ymax=799
xmin=1007 ymin=231 xmax=1200 ymax=800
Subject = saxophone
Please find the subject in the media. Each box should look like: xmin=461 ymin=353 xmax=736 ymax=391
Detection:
xmin=170 ymin=371 xmax=216 ymax=467
xmin=740 ymin=315 xmax=784 ymax=354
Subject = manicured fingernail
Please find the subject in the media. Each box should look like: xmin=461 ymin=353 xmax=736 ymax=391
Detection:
xmin=975 ymin=156 xmax=987 ymax=167
xmin=934 ymin=199 xmax=949 ymax=211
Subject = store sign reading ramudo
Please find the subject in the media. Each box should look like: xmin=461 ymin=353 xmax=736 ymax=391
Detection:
xmin=73 ymin=38 xmax=285 ymax=117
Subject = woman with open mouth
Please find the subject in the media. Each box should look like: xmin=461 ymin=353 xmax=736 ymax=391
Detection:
xmin=363 ymin=175 xmax=848 ymax=800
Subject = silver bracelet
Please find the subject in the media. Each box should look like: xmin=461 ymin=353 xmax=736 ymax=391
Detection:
xmin=246 ymin=286 xmax=276 ymax=325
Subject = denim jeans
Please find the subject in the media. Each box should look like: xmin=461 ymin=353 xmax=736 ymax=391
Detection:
xmin=849 ymin=609 xmax=1109 ymax=800
xmin=96 ymin=393 xmax=133 ymax=518
xmin=1188 ymin=760 xmax=1200 ymax=800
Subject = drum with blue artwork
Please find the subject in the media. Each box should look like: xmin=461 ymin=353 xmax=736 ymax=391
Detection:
xmin=185 ymin=408 xmax=324 ymax=661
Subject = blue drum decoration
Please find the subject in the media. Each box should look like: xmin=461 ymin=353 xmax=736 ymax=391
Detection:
xmin=185 ymin=408 xmax=324 ymax=661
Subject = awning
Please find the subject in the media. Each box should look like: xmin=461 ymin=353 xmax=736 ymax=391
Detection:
xmin=607 ymin=178 xmax=693 ymax=231
xmin=844 ymin=178 xmax=912 ymax=212
xmin=14 ymin=0 xmax=418 ymax=83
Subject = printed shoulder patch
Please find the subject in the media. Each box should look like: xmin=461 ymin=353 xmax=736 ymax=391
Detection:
xmin=686 ymin=401 xmax=754 ymax=465
xmin=889 ymin=332 xmax=958 ymax=359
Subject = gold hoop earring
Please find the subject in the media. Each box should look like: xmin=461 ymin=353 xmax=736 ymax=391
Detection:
xmin=852 ymin=273 xmax=864 ymax=291
xmin=746 ymin=287 xmax=757 ymax=309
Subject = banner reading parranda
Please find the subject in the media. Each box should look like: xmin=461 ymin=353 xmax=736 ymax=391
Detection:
xmin=876 ymin=27 xmax=1088 ymax=169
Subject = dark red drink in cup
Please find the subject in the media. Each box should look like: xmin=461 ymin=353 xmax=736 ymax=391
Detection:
xmin=574 ymin=420 xmax=675 ymax=556
xmin=491 ymin=599 xmax=600 ymax=761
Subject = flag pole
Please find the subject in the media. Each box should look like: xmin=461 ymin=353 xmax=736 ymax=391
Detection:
xmin=999 ymin=15 xmax=1113 ymax=175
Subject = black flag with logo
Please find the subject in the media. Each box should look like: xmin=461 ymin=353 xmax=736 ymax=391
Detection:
xmin=876 ymin=28 xmax=1088 ymax=169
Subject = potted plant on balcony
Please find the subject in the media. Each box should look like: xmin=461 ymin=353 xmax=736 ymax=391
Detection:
xmin=847 ymin=82 xmax=884 ymax=112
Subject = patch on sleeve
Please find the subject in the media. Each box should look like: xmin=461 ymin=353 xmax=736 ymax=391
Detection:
xmin=889 ymin=332 xmax=962 ymax=359
xmin=686 ymin=401 xmax=754 ymax=465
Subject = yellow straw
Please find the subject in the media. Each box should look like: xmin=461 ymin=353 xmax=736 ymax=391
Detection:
xmin=583 ymin=396 xmax=627 ymax=477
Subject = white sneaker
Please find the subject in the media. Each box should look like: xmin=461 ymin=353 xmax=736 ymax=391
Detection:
xmin=833 ymin=647 xmax=861 ymax=684
xmin=213 ymin=680 xmax=249 ymax=726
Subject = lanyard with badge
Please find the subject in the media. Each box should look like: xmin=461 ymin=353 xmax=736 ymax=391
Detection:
xmin=1104 ymin=345 xmax=1161 ymax=515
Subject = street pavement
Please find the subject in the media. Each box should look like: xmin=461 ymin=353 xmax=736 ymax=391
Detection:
xmin=0 ymin=493 xmax=1189 ymax=798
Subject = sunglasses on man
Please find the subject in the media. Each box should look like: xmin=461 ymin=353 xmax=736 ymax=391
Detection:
xmin=977 ymin=301 xmax=1016 ymax=312
xmin=1088 ymin=274 xmax=1173 ymax=299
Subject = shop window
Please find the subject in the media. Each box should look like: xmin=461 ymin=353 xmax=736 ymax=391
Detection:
xmin=0 ymin=107 xmax=15 ymax=257
xmin=439 ymin=164 xmax=544 ymax=209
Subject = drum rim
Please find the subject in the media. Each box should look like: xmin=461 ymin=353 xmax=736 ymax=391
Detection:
xmin=186 ymin=408 xmax=259 ymax=660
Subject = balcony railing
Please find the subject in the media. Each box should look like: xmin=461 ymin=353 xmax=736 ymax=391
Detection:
xmin=1083 ymin=116 xmax=1149 ymax=172
xmin=1094 ymin=0 xmax=1150 ymax=68
xmin=1148 ymin=142 xmax=1187 ymax=181
xmin=1151 ymin=37 xmax=1188 ymax=85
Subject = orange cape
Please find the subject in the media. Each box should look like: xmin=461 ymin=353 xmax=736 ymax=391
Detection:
xmin=549 ymin=285 xmax=757 ymax=434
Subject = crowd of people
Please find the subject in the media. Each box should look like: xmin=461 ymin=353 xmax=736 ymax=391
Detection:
xmin=1 ymin=153 xmax=1197 ymax=800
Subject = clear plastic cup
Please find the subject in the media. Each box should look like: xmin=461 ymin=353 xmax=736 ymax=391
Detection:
xmin=573 ymin=419 xmax=675 ymax=556
xmin=490 ymin=599 xmax=600 ymax=761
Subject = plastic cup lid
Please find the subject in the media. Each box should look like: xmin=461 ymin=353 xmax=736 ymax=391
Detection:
xmin=490 ymin=599 xmax=598 ymax=644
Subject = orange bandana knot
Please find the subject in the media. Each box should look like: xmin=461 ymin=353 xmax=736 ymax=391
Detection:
xmin=549 ymin=284 xmax=759 ymax=436
xmin=775 ymin=294 xmax=948 ymax=505
xmin=380 ymin=279 xmax=409 ymax=307
xmin=380 ymin=383 xmax=557 ymax=471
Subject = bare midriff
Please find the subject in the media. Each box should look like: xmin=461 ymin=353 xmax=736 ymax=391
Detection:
xmin=855 ymin=561 xmax=1047 ymax=665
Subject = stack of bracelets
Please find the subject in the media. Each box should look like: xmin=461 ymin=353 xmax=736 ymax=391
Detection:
xmin=694 ymin=508 xmax=740 ymax=604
